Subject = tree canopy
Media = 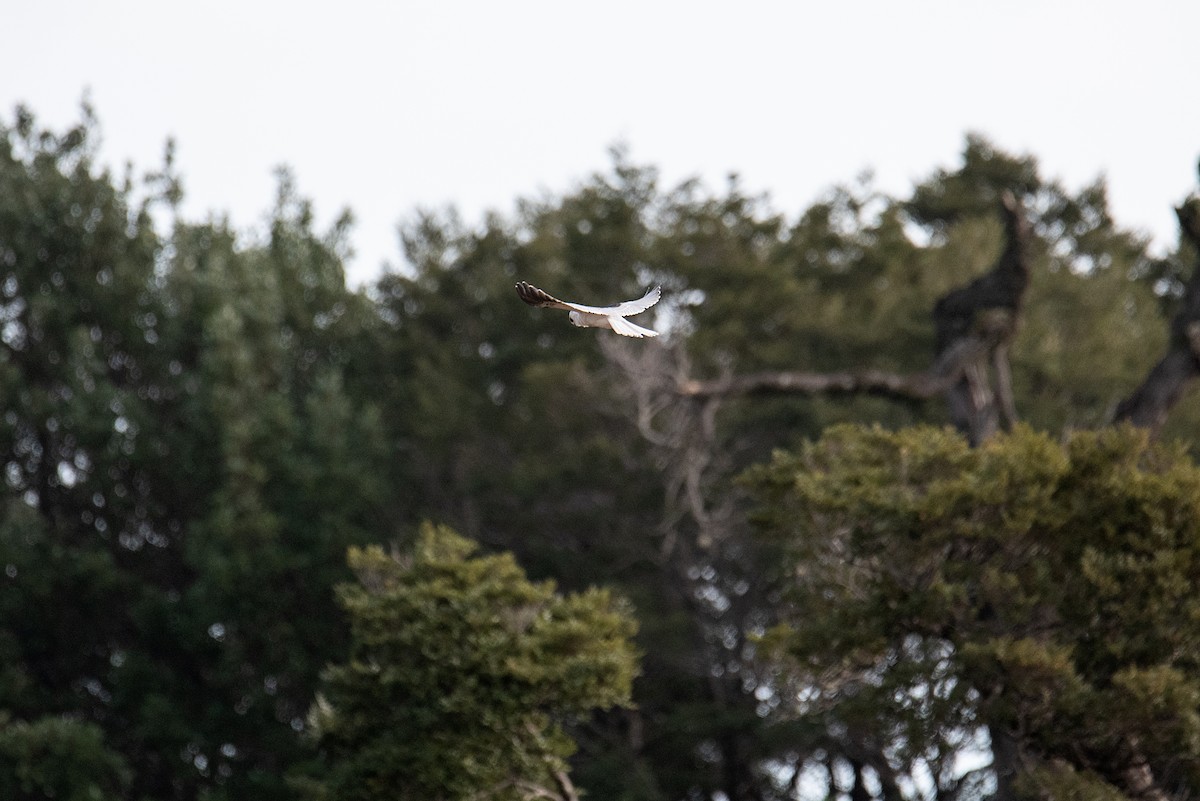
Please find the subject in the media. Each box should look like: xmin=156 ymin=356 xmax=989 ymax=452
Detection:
xmin=2 ymin=103 xmax=1199 ymax=800
xmin=303 ymin=523 xmax=638 ymax=801
xmin=745 ymin=423 xmax=1200 ymax=800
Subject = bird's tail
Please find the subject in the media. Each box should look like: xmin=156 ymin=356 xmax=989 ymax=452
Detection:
xmin=609 ymin=316 xmax=659 ymax=338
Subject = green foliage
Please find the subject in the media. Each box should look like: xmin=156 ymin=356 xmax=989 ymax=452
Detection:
xmin=0 ymin=713 xmax=130 ymax=801
xmin=279 ymin=132 xmax=1193 ymax=799
xmin=4 ymin=99 xmax=1199 ymax=801
xmin=1014 ymin=760 xmax=1132 ymax=801
xmin=746 ymin=423 xmax=1200 ymax=797
xmin=306 ymin=523 xmax=638 ymax=800
xmin=1 ymin=105 xmax=387 ymax=800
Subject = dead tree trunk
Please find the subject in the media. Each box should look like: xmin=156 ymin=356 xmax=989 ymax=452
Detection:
xmin=931 ymin=191 xmax=1031 ymax=443
xmin=1114 ymin=199 xmax=1200 ymax=434
xmin=680 ymin=192 xmax=1032 ymax=445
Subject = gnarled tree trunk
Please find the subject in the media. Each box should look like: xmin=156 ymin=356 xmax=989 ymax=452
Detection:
xmin=679 ymin=192 xmax=1032 ymax=445
xmin=1114 ymin=199 xmax=1200 ymax=434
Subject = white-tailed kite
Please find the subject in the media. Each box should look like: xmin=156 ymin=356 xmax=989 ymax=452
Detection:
xmin=515 ymin=281 xmax=662 ymax=338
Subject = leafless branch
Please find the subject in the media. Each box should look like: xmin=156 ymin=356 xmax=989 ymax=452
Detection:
xmin=676 ymin=336 xmax=990 ymax=401
xmin=598 ymin=337 xmax=739 ymax=558
xmin=1114 ymin=199 xmax=1200 ymax=434
xmin=677 ymin=192 xmax=1032 ymax=445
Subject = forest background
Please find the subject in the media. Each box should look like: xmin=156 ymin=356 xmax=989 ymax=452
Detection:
xmin=3 ymin=101 xmax=1200 ymax=801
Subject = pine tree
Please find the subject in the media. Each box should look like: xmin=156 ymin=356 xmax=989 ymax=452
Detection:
xmin=745 ymin=423 xmax=1200 ymax=799
xmin=304 ymin=523 xmax=639 ymax=801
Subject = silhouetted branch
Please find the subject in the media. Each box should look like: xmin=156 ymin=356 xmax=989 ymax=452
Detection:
xmin=677 ymin=336 xmax=990 ymax=401
xmin=931 ymin=191 xmax=1031 ymax=443
xmin=598 ymin=337 xmax=737 ymax=558
xmin=679 ymin=192 xmax=1032 ymax=445
xmin=1114 ymin=200 xmax=1200 ymax=434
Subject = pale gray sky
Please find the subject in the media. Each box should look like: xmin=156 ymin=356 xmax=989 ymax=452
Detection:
xmin=5 ymin=1 xmax=1198 ymax=285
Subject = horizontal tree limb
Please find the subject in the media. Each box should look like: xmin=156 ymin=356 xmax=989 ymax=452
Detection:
xmin=676 ymin=195 xmax=1029 ymax=447
xmin=677 ymin=368 xmax=950 ymax=401
xmin=677 ymin=335 xmax=992 ymax=402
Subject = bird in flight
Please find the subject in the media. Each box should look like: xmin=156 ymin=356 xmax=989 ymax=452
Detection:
xmin=515 ymin=281 xmax=662 ymax=338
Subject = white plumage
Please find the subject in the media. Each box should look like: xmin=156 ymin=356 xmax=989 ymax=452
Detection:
xmin=515 ymin=282 xmax=662 ymax=338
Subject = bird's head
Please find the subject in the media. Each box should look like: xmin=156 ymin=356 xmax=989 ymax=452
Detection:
xmin=568 ymin=311 xmax=583 ymax=327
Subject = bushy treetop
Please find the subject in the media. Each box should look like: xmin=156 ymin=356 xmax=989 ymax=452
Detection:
xmin=305 ymin=523 xmax=639 ymax=801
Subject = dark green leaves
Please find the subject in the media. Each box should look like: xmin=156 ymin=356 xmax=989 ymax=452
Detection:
xmin=308 ymin=524 xmax=638 ymax=801
xmin=747 ymin=424 xmax=1200 ymax=797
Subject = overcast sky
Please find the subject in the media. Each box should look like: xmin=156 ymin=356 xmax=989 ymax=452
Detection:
xmin=5 ymin=1 xmax=1198 ymax=285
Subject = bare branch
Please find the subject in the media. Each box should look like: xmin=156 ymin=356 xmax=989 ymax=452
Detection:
xmin=675 ymin=194 xmax=1031 ymax=444
xmin=992 ymin=344 xmax=1019 ymax=430
xmin=932 ymin=191 xmax=1031 ymax=443
xmin=598 ymin=337 xmax=738 ymax=559
xmin=550 ymin=769 xmax=580 ymax=801
xmin=678 ymin=347 xmax=977 ymax=401
xmin=1116 ymin=736 xmax=1171 ymax=801
xmin=1114 ymin=200 xmax=1200 ymax=434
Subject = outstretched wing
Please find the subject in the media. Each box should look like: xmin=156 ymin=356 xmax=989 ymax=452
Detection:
xmin=609 ymin=315 xmax=659 ymax=338
xmin=577 ymin=285 xmax=661 ymax=317
xmin=515 ymin=282 xmax=661 ymax=317
xmin=515 ymin=281 xmax=575 ymax=311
